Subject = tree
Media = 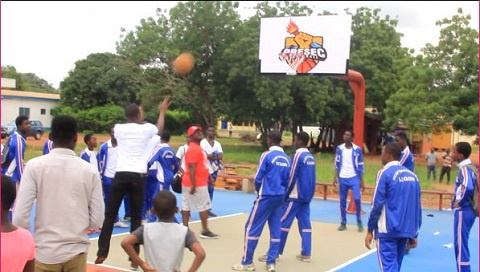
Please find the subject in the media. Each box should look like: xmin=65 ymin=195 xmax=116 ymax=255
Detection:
xmin=1 ymin=65 xmax=57 ymax=93
xmin=59 ymin=53 xmax=142 ymax=110
xmin=117 ymin=1 xmax=242 ymax=127
xmin=384 ymin=9 xmax=478 ymax=135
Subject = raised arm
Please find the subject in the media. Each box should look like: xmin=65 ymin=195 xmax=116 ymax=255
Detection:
xmin=156 ymin=96 xmax=172 ymax=134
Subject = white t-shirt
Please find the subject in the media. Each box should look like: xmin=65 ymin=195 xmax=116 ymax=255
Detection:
xmin=146 ymin=135 xmax=161 ymax=170
xmin=104 ymin=140 xmax=118 ymax=178
xmin=200 ymin=139 xmax=223 ymax=156
xmin=176 ymin=144 xmax=189 ymax=172
xmin=114 ymin=123 xmax=158 ymax=173
xmin=176 ymin=143 xmax=213 ymax=174
xmin=339 ymin=147 xmax=356 ymax=178
xmin=83 ymin=148 xmax=98 ymax=171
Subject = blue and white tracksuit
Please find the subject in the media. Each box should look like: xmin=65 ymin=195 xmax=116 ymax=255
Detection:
xmin=80 ymin=148 xmax=100 ymax=172
xmin=42 ymin=139 xmax=54 ymax=155
xmin=148 ymin=143 xmax=179 ymax=192
xmin=241 ymin=146 xmax=290 ymax=266
xmin=334 ymin=143 xmax=364 ymax=224
xmin=368 ymin=161 xmax=422 ymax=272
xmin=399 ymin=146 xmax=415 ymax=173
xmin=452 ymin=158 xmax=477 ymax=272
xmin=278 ymin=148 xmax=316 ymax=257
xmin=2 ymin=131 xmax=26 ymax=183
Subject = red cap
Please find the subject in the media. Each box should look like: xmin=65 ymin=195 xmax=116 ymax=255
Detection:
xmin=187 ymin=126 xmax=202 ymax=136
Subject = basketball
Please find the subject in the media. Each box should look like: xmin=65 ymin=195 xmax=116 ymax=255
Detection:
xmin=172 ymin=52 xmax=195 ymax=75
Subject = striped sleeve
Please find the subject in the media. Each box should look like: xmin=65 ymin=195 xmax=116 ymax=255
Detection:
xmin=286 ymin=152 xmax=301 ymax=196
xmin=254 ymin=151 xmax=269 ymax=191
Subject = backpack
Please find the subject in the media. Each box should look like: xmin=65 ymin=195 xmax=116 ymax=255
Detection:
xmin=465 ymin=164 xmax=479 ymax=216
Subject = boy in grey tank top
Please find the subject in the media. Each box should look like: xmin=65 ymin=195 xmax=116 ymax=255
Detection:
xmin=121 ymin=191 xmax=206 ymax=271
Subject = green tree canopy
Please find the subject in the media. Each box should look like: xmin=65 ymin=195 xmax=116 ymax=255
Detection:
xmin=1 ymin=65 xmax=57 ymax=93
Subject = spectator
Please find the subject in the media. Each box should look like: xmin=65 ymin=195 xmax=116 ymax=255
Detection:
xmin=13 ymin=115 xmax=104 ymax=272
xmin=80 ymin=133 xmax=99 ymax=171
xmin=121 ymin=190 xmax=206 ymax=272
xmin=440 ymin=148 xmax=453 ymax=184
xmin=1 ymin=175 xmax=35 ymax=272
xmin=365 ymin=142 xmax=422 ymax=272
xmin=181 ymin=126 xmax=218 ymax=239
xmin=333 ymin=130 xmax=365 ymax=232
xmin=395 ymin=132 xmax=415 ymax=173
xmin=425 ymin=148 xmax=438 ymax=181
xmin=2 ymin=115 xmax=31 ymax=184
xmin=451 ymin=142 xmax=478 ymax=272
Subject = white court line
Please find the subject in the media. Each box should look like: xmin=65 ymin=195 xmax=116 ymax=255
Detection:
xmin=325 ymin=248 xmax=377 ymax=272
xmin=87 ymin=261 xmax=131 ymax=271
xmin=88 ymin=213 xmax=245 ymax=241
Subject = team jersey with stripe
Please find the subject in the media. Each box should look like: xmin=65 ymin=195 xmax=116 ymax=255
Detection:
xmin=2 ymin=131 xmax=26 ymax=182
xmin=42 ymin=139 xmax=54 ymax=155
xmin=453 ymin=158 xmax=477 ymax=210
xmin=286 ymin=148 xmax=316 ymax=202
xmin=368 ymin=161 xmax=422 ymax=239
xmin=399 ymin=146 xmax=415 ymax=172
xmin=148 ymin=143 xmax=179 ymax=183
xmin=254 ymin=146 xmax=291 ymax=196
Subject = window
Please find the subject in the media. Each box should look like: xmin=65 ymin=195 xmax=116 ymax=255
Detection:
xmin=41 ymin=108 xmax=46 ymax=115
xmin=19 ymin=107 xmax=30 ymax=117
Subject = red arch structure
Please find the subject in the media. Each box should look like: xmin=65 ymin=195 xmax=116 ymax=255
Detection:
xmin=336 ymin=69 xmax=366 ymax=148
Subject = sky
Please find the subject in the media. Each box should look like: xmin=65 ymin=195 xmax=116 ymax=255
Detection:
xmin=1 ymin=1 xmax=479 ymax=89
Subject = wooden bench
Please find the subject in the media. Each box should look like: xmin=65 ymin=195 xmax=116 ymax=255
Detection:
xmin=216 ymin=173 xmax=254 ymax=192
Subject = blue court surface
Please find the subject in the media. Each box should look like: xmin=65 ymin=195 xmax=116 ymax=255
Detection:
xmin=30 ymin=188 xmax=479 ymax=271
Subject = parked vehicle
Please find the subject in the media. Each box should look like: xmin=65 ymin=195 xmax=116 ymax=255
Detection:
xmin=1 ymin=120 xmax=44 ymax=140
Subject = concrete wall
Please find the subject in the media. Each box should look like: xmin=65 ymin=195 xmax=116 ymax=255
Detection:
xmin=1 ymin=97 xmax=58 ymax=128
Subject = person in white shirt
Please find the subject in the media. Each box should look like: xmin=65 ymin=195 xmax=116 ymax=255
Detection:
xmin=96 ymin=97 xmax=171 ymax=267
xmin=13 ymin=115 xmax=105 ymax=271
xmin=200 ymin=126 xmax=224 ymax=217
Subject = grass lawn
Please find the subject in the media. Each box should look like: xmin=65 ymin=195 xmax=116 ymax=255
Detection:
xmin=21 ymin=134 xmax=455 ymax=191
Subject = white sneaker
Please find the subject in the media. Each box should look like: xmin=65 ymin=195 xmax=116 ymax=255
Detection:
xmin=265 ymin=264 xmax=275 ymax=272
xmin=232 ymin=263 xmax=256 ymax=271
xmin=296 ymin=254 xmax=311 ymax=263
xmin=114 ymin=221 xmax=129 ymax=228
xmin=258 ymin=255 xmax=279 ymax=262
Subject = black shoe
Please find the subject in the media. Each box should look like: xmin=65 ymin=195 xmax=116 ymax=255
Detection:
xmin=200 ymin=230 xmax=219 ymax=239
xmin=208 ymin=211 xmax=217 ymax=217
xmin=338 ymin=224 xmax=347 ymax=231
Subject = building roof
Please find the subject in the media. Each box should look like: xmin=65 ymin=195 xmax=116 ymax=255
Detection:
xmin=1 ymin=89 xmax=60 ymax=101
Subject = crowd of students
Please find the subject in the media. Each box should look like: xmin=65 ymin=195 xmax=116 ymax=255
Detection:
xmin=1 ymin=101 xmax=478 ymax=272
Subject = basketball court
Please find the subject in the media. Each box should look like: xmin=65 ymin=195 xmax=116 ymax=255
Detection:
xmin=84 ymin=189 xmax=479 ymax=272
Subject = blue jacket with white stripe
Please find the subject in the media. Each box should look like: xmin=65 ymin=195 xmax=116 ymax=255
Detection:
xmin=453 ymin=159 xmax=477 ymax=210
xmin=368 ymin=161 xmax=422 ymax=239
xmin=286 ymin=148 xmax=316 ymax=203
xmin=254 ymin=146 xmax=290 ymax=196
xmin=399 ymin=146 xmax=415 ymax=173
xmin=148 ymin=143 xmax=179 ymax=184
xmin=1 ymin=132 xmax=26 ymax=182
xmin=334 ymin=143 xmax=364 ymax=176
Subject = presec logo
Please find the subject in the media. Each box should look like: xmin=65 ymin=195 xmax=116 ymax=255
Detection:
xmin=279 ymin=19 xmax=328 ymax=73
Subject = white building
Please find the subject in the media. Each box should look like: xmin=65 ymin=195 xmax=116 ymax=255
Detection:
xmin=1 ymin=89 xmax=60 ymax=128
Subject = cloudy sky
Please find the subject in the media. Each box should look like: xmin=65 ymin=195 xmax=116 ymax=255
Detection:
xmin=2 ymin=1 xmax=478 ymax=89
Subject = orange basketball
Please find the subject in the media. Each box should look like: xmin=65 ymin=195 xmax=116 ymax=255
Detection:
xmin=297 ymin=58 xmax=319 ymax=73
xmin=172 ymin=52 xmax=195 ymax=75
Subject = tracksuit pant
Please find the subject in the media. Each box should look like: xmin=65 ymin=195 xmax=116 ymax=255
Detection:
xmin=208 ymin=171 xmax=218 ymax=202
xmin=143 ymin=171 xmax=159 ymax=222
xmin=454 ymin=208 xmax=477 ymax=272
xmin=97 ymin=172 xmax=145 ymax=258
xmin=242 ymin=195 xmax=284 ymax=265
xmin=102 ymin=176 xmax=121 ymax=223
xmin=376 ymin=237 xmax=408 ymax=272
xmin=338 ymin=175 xmax=362 ymax=225
xmin=278 ymin=200 xmax=312 ymax=257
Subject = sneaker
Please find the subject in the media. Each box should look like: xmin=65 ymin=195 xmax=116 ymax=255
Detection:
xmin=123 ymin=216 xmax=131 ymax=222
xmin=232 ymin=263 xmax=256 ymax=271
xmin=337 ymin=224 xmax=347 ymax=231
xmin=258 ymin=255 xmax=279 ymax=262
xmin=114 ymin=221 xmax=129 ymax=228
xmin=265 ymin=264 xmax=275 ymax=272
xmin=296 ymin=254 xmax=311 ymax=263
xmin=130 ymin=262 xmax=139 ymax=271
xmin=200 ymin=231 xmax=219 ymax=239
xmin=141 ymin=220 xmax=147 ymax=225
xmin=208 ymin=210 xmax=218 ymax=217
xmin=357 ymin=222 xmax=364 ymax=232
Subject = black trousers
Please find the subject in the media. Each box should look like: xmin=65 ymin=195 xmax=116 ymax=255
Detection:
xmin=97 ymin=172 xmax=145 ymax=258
xmin=439 ymin=166 xmax=451 ymax=183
